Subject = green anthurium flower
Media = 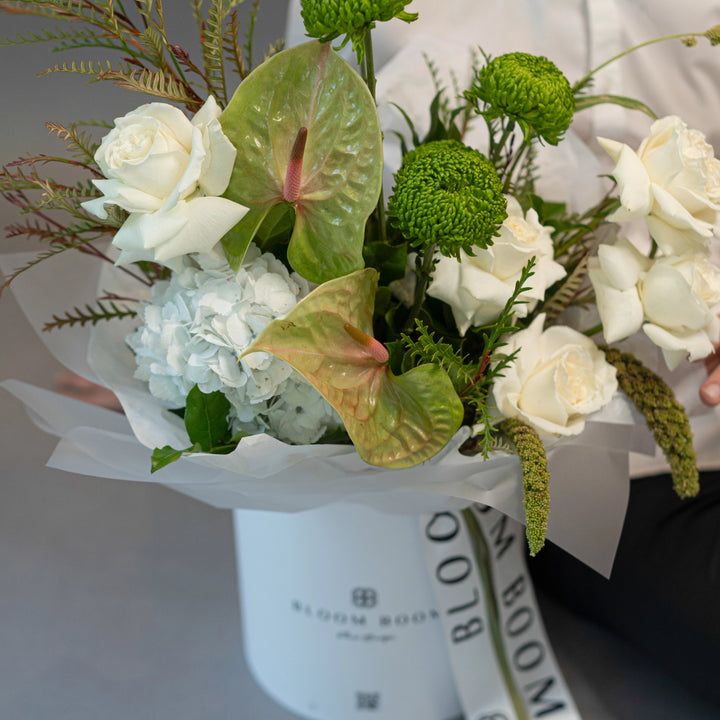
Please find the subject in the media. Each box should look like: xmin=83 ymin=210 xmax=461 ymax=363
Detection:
xmin=241 ymin=268 xmax=464 ymax=468
xmin=220 ymin=41 xmax=383 ymax=284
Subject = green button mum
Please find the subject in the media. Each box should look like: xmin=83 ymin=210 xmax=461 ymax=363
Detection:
xmin=301 ymin=0 xmax=417 ymax=48
xmin=467 ymin=52 xmax=575 ymax=145
xmin=388 ymin=140 xmax=507 ymax=259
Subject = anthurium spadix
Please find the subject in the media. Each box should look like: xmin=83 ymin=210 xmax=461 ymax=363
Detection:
xmin=241 ymin=269 xmax=464 ymax=468
xmin=220 ymin=41 xmax=383 ymax=284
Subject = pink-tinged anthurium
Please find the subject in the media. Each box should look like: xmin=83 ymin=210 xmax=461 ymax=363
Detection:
xmin=241 ymin=269 xmax=464 ymax=468
xmin=219 ymin=41 xmax=383 ymax=284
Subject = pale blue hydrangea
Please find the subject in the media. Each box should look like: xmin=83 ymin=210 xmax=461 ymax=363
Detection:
xmin=127 ymin=244 xmax=340 ymax=444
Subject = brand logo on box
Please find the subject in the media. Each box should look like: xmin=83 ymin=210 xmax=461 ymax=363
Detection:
xmin=352 ymin=587 xmax=378 ymax=608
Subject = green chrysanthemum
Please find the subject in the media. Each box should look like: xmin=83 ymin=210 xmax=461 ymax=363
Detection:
xmin=467 ymin=52 xmax=575 ymax=145
xmin=301 ymin=0 xmax=417 ymax=52
xmin=388 ymin=140 xmax=507 ymax=258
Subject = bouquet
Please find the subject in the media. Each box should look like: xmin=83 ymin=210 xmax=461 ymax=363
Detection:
xmin=2 ymin=0 xmax=719 ymax=556
xmin=2 ymin=1 xmax=720 ymax=717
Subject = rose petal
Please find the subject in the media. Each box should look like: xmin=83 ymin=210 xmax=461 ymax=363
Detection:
xmin=199 ymin=117 xmax=238 ymax=197
xmin=645 ymin=215 xmax=710 ymax=257
xmin=84 ymin=179 xmax=163 ymax=216
xmin=643 ymin=323 xmax=714 ymax=367
xmin=517 ymin=360 xmax=569 ymax=427
xmin=118 ymin=103 xmax=193 ymax=151
xmin=596 ymin=240 xmax=648 ymax=291
xmin=640 ymin=125 xmax=685 ymax=187
xmin=192 ymin=95 xmax=221 ymax=126
xmin=588 ymin=260 xmax=644 ymax=343
xmin=650 ymin=183 xmax=715 ymax=236
xmin=641 ymin=263 xmax=708 ymax=331
xmin=153 ymin=197 xmax=248 ymax=261
xmin=598 ymin=137 xmax=653 ymax=218
xmin=162 ymin=125 xmax=207 ymax=209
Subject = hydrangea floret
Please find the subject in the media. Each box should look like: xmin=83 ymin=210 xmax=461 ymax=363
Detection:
xmin=300 ymin=0 xmax=417 ymax=54
xmin=388 ymin=140 xmax=507 ymax=259
xmin=467 ymin=52 xmax=575 ymax=145
xmin=126 ymin=245 xmax=338 ymax=444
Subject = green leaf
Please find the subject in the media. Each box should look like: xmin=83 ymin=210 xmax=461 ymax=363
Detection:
xmin=362 ymin=241 xmax=408 ymax=285
xmin=242 ymin=269 xmax=464 ymax=468
xmin=151 ymin=445 xmax=186 ymax=473
xmin=574 ymin=94 xmax=658 ymax=120
xmin=221 ymin=203 xmax=276 ymax=270
xmin=184 ymin=386 xmax=232 ymax=451
xmin=220 ymin=40 xmax=383 ymax=283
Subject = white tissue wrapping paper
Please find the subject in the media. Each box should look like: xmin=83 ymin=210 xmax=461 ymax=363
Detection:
xmin=2 ymin=247 xmax=664 ymax=575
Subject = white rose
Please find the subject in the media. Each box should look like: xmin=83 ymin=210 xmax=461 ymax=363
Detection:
xmin=491 ymin=314 xmax=618 ymax=436
xmin=598 ymin=116 xmax=720 ymax=256
xmin=427 ymin=196 xmax=566 ymax=334
xmin=589 ymin=240 xmax=720 ymax=369
xmin=82 ymin=97 xmax=247 ymax=270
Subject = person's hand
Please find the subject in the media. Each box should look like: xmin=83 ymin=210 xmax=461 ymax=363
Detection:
xmin=701 ymin=348 xmax=720 ymax=405
xmin=54 ymin=372 xmax=123 ymax=412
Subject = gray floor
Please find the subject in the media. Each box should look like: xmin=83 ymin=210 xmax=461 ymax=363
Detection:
xmin=1 ymin=3 xmax=720 ymax=719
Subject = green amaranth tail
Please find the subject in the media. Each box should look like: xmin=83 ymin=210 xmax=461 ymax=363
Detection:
xmin=604 ymin=347 xmax=699 ymax=499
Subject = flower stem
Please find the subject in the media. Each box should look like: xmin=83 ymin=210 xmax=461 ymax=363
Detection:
xmin=574 ymin=32 xmax=709 ymax=92
xmin=489 ymin=120 xmax=516 ymax=168
xmin=362 ymin=30 xmax=388 ymax=246
xmin=502 ymin=139 xmax=530 ymax=192
xmin=404 ymin=243 xmax=437 ymax=332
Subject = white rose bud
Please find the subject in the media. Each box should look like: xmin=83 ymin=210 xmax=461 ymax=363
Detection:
xmin=491 ymin=314 xmax=618 ymax=436
xmin=598 ymin=115 xmax=720 ymax=256
xmin=82 ymin=97 xmax=247 ymax=270
xmin=427 ymin=196 xmax=566 ymax=334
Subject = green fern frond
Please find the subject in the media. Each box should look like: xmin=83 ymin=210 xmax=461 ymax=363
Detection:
xmin=39 ymin=58 xmax=114 ymax=77
xmin=134 ymin=0 xmax=154 ymax=27
xmin=423 ymin=52 xmax=445 ymax=97
xmin=401 ymin=320 xmax=477 ymax=393
xmin=0 ymin=165 xmax=46 ymax=192
xmin=242 ymin=0 xmax=260 ymax=74
xmin=33 ymin=181 xmax=100 ymax=212
xmin=541 ymin=253 xmax=590 ymax=323
xmin=138 ymin=25 xmax=167 ymax=68
xmin=77 ymin=118 xmax=113 ymax=129
xmin=5 ymin=216 xmax=110 ymax=244
xmin=0 ymin=1 xmax=92 ymax=23
xmin=460 ymin=423 xmax=514 ymax=457
xmin=223 ymin=8 xmax=247 ymax=78
xmin=262 ymin=37 xmax=284 ymax=62
xmin=201 ymin=0 xmax=243 ymax=104
xmin=0 ymin=0 xmax=134 ymax=36
xmin=473 ymin=257 xmax=535 ymax=387
xmin=191 ymin=0 xmax=204 ymax=33
xmin=44 ymin=121 xmax=100 ymax=164
xmin=43 ymin=299 xmax=138 ymax=331
xmin=99 ymin=67 xmax=203 ymax=106
xmin=0 ymin=26 xmax=100 ymax=46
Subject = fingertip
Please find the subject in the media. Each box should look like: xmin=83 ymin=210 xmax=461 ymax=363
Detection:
xmin=700 ymin=382 xmax=720 ymax=406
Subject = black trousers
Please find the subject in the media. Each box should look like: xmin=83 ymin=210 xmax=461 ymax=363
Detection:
xmin=529 ymin=470 xmax=720 ymax=704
